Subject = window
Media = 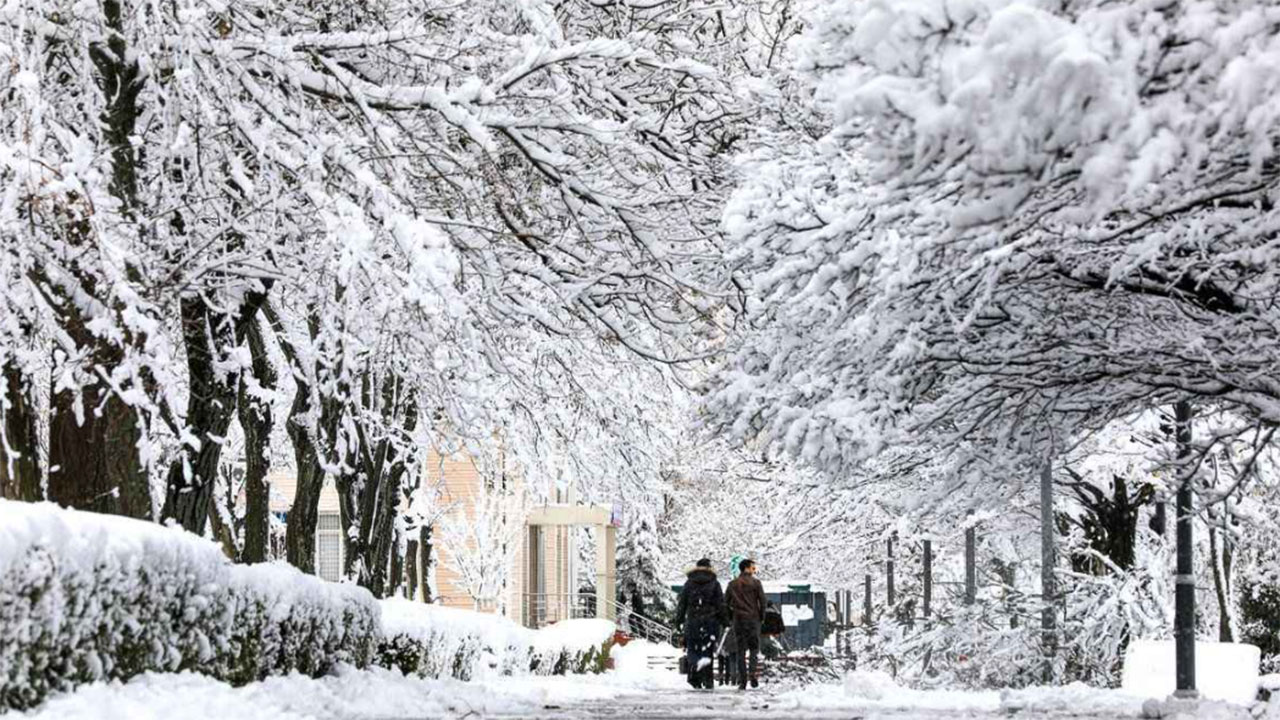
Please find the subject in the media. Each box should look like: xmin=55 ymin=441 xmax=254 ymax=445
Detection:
xmin=317 ymin=513 xmax=342 ymax=582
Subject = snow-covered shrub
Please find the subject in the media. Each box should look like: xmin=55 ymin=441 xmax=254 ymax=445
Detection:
xmin=0 ymin=501 xmax=378 ymax=711
xmin=218 ymin=564 xmax=379 ymax=683
xmin=849 ymin=605 xmax=1045 ymax=689
xmin=1238 ymin=580 xmax=1280 ymax=673
xmin=848 ymin=559 xmax=1170 ymax=691
xmin=377 ymin=600 xmax=613 ymax=680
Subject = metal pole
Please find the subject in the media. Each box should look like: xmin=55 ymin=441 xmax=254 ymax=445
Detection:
xmin=1174 ymin=400 xmax=1198 ymax=698
xmin=964 ymin=522 xmax=977 ymax=605
xmin=864 ymin=573 xmax=873 ymax=626
xmin=1040 ymin=460 xmax=1057 ymax=682
xmin=923 ymin=539 xmax=933 ymax=619
xmin=886 ymin=535 xmax=896 ymax=610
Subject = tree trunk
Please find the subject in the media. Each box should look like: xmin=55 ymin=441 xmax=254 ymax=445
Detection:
xmin=238 ymin=313 xmax=275 ymax=564
xmin=1 ymin=354 xmax=42 ymax=502
xmin=285 ymin=388 xmax=333 ymax=574
xmin=419 ymin=525 xmax=434 ymax=603
xmin=269 ymin=305 xmax=343 ymax=576
xmin=1000 ymin=562 xmax=1019 ymax=629
xmin=406 ymin=537 xmax=420 ymax=600
xmin=48 ymin=354 xmax=149 ymax=518
xmin=207 ymin=493 xmax=239 ymax=560
xmin=337 ymin=372 xmax=417 ymax=597
xmin=161 ymin=295 xmax=241 ymax=533
xmin=388 ymin=528 xmax=405 ymax=599
xmin=1209 ymin=521 xmax=1234 ymax=642
xmin=45 ymin=0 xmax=149 ymax=520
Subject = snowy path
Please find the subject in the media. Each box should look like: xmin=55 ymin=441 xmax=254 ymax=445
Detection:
xmin=481 ymin=686 xmax=1137 ymax=720
xmin=488 ymin=687 xmax=1016 ymax=719
xmin=20 ymin=641 xmax=1236 ymax=720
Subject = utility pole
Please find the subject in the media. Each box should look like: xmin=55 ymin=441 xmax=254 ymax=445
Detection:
xmin=1040 ymin=459 xmax=1057 ymax=682
xmin=1174 ymin=400 xmax=1198 ymax=698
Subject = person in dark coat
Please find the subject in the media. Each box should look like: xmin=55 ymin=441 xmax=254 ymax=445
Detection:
xmin=673 ymin=558 xmax=726 ymax=689
xmin=724 ymin=558 xmax=767 ymax=689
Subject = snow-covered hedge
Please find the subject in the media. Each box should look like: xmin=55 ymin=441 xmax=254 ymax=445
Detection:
xmin=0 ymin=501 xmax=378 ymax=711
xmin=377 ymin=599 xmax=614 ymax=680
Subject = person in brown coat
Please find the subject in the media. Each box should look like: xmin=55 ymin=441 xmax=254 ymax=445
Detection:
xmin=724 ymin=558 xmax=767 ymax=689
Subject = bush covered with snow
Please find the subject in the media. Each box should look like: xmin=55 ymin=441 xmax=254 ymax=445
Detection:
xmin=0 ymin=501 xmax=378 ymax=711
xmin=377 ymin=600 xmax=613 ymax=680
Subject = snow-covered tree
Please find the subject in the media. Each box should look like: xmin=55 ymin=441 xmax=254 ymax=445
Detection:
xmin=438 ymin=476 xmax=526 ymax=612
xmin=707 ymin=0 xmax=1280 ymax=476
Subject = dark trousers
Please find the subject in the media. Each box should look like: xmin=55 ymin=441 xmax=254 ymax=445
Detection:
xmin=685 ymin=617 xmax=719 ymax=687
xmin=732 ymin=617 xmax=760 ymax=686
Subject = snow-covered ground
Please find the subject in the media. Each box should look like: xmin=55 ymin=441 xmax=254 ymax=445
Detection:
xmin=18 ymin=639 xmax=1260 ymax=720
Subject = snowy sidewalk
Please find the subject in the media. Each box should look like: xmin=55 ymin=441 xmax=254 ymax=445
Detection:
xmin=17 ymin=640 xmax=1256 ymax=720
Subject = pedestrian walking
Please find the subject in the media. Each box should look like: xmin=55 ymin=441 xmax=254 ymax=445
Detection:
xmin=724 ymin=558 xmax=767 ymax=689
xmin=673 ymin=558 xmax=727 ymax=690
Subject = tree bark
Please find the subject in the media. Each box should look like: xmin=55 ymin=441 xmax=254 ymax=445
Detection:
xmin=266 ymin=304 xmax=342 ymax=576
xmin=48 ymin=348 xmax=149 ymax=518
xmin=337 ymin=372 xmax=417 ymax=597
xmin=1209 ymin=520 xmax=1234 ymax=642
xmin=419 ymin=525 xmax=434 ymax=603
xmin=46 ymin=1 xmax=149 ymax=519
xmin=160 ymin=296 xmax=239 ymax=533
xmin=207 ymin=491 xmax=239 ymax=560
xmin=406 ymin=537 xmax=420 ymax=600
xmin=388 ymin=527 xmax=405 ymax=599
xmin=238 ymin=313 xmax=276 ymax=564
xmin=1 ymin=353 xmax=42 ymax=502
xmin=285 ymin=385 xmax=337 ymax=574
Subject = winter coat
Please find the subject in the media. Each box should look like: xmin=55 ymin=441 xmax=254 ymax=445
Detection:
xmin=725 ymin=574 xmax=767 ymax=622
xmin=674 ymin=568 xmax=727 ymax=629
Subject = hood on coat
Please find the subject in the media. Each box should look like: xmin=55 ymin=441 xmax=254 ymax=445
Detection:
xmin=685 ymin=567 xmax=717 ymax=582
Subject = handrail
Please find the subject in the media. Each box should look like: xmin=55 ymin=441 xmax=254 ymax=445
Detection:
xmin=521 ymin=592 xmax=674 ymax=645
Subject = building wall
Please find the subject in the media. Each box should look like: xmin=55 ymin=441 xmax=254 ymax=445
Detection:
xmin=421 ymin=450 xmax=528 ymax=621
xmin=253 ymin=451 xmax=579 ymax=627
xmin=264 ymin=470 xmax=344 ymax=581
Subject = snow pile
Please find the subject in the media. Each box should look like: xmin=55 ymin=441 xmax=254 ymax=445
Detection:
xmin=0 ymin=501 xmax=378 ymax=711
xmin=842 ymin=669 xmax=900 ymax=701
xmin=532 ymin=618 xmax=617 ymax=664
xmin=377 ymin=599 xmax=615 ymax=680
xmin=16 ymin=666 xmax=546 ymax=720
xmin=1122 ymin=641 xmax=1261 ymax=705
xmin=999 ymin=682 xmax=1145 ymax=716
xmin=775 ymin=673 xmax=1146 ymax=717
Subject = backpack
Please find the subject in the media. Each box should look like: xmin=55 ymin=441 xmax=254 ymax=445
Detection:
xmin=762 ymin=605 xmax=785 ymax=636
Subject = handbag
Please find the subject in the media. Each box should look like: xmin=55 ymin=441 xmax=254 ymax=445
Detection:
xmin=678 ymin=655 xmax=689 ymax=675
